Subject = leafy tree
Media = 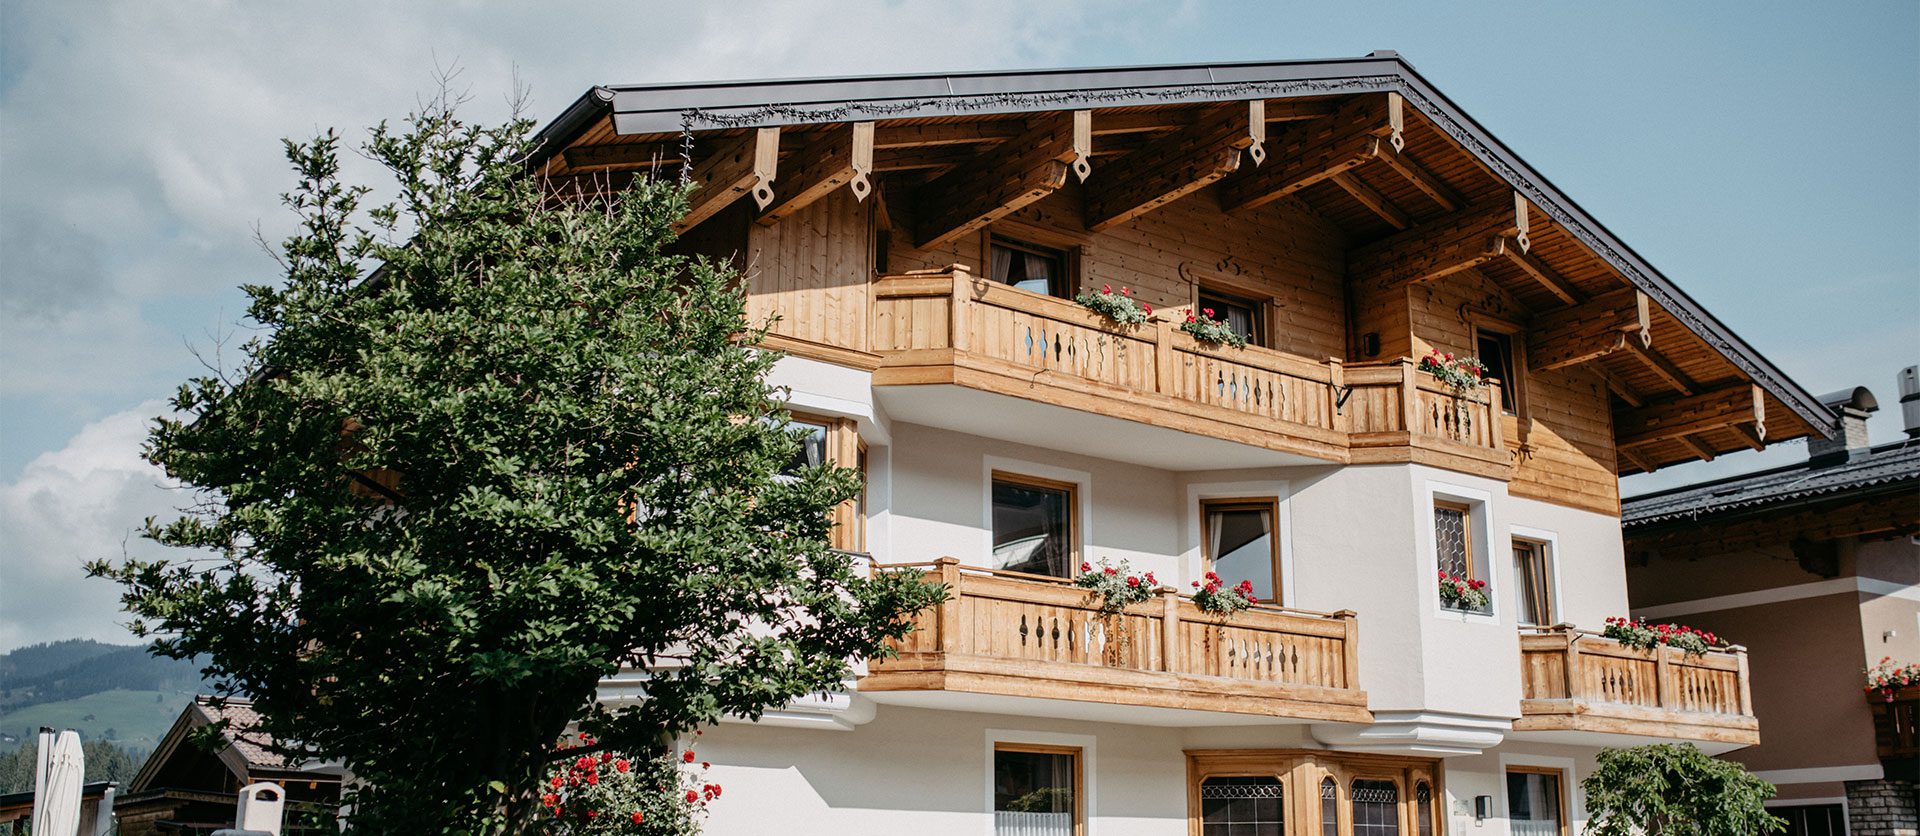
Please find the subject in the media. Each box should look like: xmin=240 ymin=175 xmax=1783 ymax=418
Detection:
xmin=1582 ymin=744 xmax=1786 ymax=836
xmin=88 ymin=91 xmax=943 ymax=833
xmin=0 ymin=739 xmax=143 ymax=793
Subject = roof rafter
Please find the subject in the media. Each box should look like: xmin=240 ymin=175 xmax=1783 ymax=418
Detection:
xmin=1083 ymin=101 xmax=1265 ymax=232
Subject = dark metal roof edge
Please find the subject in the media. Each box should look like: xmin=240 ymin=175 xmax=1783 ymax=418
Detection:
xmin=1623 ymin=437 xmax=1920 ymax=508
xmin=1622 ymin=471 xmax=1920 ymax=528
xmin=533 ymin=55 xmax=1834 ymax=434
xmin=525 ymin=86 xmax=616 ymax=172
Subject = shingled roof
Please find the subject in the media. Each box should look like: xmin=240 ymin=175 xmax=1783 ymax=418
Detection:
xmin=1623 ymin=438 xmax=1920 ymax=527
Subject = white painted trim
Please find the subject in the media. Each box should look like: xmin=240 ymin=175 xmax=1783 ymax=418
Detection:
xmin=1749 ymin=764 xmax=1885 ymax=785
xmin=1508 ymin=524 xmax=1562 ymax=628
xmin=1426 ymin=480 xmax=1500 ymax=623
xmin=1634 ymin=577 xmax=1920 ymax=620
xmin=1765 ymin=796 xmax=1849 ymax=807
xmin=984 ymin=729 xmax=1098 ymax=835
xmin=1184 ymin=479 xmax=1294 ymax=607
xmin=981 ymin=456 xmax=1092 ymax=570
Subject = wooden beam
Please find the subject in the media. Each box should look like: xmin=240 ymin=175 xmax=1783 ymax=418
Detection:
xmin=1263 ymin=99 xmax=1340 ymax=122
xmin=1329 ymin=171 xmax=1410 ymax=229
xmin=563 ymin=142 xmax=676 ymax=170
xmin=1617 ymin=384 xmax=1765 ymax=449
xmin=756 ymin=122 xmax=873 ymax=226
xmin=1347 ymin=192 xmax=1531 ymax=291
xmin=1376 ymin=145 xmax=1461 ymax=212
xmin=1618 ymin=446 xmax=1659 ymax=474
xmin=1675 ymin=434 xmax=1718 ymax=463
xmin=1622 ymin=340 xmax=1697 ymax=396
xmin=677 ymin=127 xmax=779 ymax=232
xmin=913 ymin=111 xmax=1089 ymax=249
xmin=1593 ymin=365 xmax=1645 ymax=408
xmin=1528 ymin=288 xmax=1651 ymax=371
xmin=874 ymin=122 xmax=1023 ymax=149
xmin=1218 ymin=94 xmax=1398 ymax=213
xmin=1731 ymin=421 xmax=1767 ymax=451
xmin=873 ymin=146 xmax=973 ymax=172
xmin=1500 ymin=247 xmax=1584 ymax=306
xmin=1083 ymin=102 xmax=1264 ymax=232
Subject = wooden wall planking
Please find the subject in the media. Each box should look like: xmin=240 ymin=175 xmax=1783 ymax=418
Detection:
xmin=743 ymin=188 xmax=873 ymax=352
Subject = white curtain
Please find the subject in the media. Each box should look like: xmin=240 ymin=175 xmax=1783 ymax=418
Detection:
xmin=996 ymin=812 xmax=1074 ymax=836
xmin=990 ymin=245 xmax=1015 ymax=285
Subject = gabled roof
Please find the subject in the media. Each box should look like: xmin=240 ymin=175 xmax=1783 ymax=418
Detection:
xmin=1623 ymin=438 xmax=1920 ymax=527
xmin=129 ymin=696 xmax=318 ymax=793
xmin=529 ymin=52 xmax=1834 ymax=454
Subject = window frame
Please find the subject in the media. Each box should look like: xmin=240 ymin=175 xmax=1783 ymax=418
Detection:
xmin=1185 ymin=751 xmax=1440 ymax=836
xmin=1470 ymin=313 xmax=1528 ymax=419
xmin=1510 ymin=536 xmax=1555 ymax=627
xmin=993 ymin=742 xmax=1084 ymax=836
xmin=1505 ymin=765 xmax=1570 ymax=836
xmin=788 ymin=410 xmax=865 ymax=553
xmin=1200 ymin=497 xmax=1283 ymax=603
xmin=1194 ymin=284 xmax=1270 ymax=348
xmin=989 ymin=470 xmax=1081 ymax=576
xmin=1428 ymin=483 xmax=1496 ymax=620
xmin=1348 ymin=774 xmax=1408 ymax=836
xmin=985 ymin=232 xmax=1076 ymax=300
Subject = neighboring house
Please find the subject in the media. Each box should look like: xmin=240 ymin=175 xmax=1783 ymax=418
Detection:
xmin=1625 ymin=379 xmax=1920 ymax=836
xmin=532 ymin=53 xmax=1839 ymax=835
xmin=0 ymin=780 xmax=114 ymax=835
xmin=113 ymin=696 xmax=341 ymax=835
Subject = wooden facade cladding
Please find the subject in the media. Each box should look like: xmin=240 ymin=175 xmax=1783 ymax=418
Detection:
xmin=539 ymin=78 xmax=1826 ymax=495
xmin=1515 ymin=626 xmax=1759 ymax=746
xmin=866 ymin=559 xmax=1370 ymax=722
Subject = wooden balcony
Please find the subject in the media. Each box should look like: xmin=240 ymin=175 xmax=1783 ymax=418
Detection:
xmin=862 ymin=559 xmax=1370 ymax=723
xmin=865 ymin=269 xmax=1509 ymax=476
xmin=1514 ymin=626 xmax=1759 ymax=746
xmin=1871 ymin=684 xmax=1918 ymax=765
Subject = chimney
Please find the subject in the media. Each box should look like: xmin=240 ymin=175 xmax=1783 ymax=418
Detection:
xmin=1808 ymin=386 xmax=1877 ymax=466
xmin=1900 ymin=365 xmax=1920 ymax=439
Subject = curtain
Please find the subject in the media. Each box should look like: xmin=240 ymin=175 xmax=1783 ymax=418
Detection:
xmin=1207 ymin=508 xmax=1225 ymax=569
xmin=990 ymin=245 xmax=1015 ymax=285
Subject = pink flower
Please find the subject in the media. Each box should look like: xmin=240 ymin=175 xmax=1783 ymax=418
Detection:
xmin=1143 ymin=304 xmax=1154 ymax=314
xmin=1102 ymin=284 xmax=1112 ymax=294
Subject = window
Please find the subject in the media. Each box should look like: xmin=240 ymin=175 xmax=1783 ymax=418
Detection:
xmin=1351 ymin=779 xmax=1401 ymax=836
xmin=992 ymin=472 xmax=1076 ymax=578
xmin=1506 ymin=769 xmax=1567 ymax=836
xmin=989 ymin=237 xmax=1070 ymax=298
xmin=1197 ymin=287 xmax=1266 ymax=347
xmin=1475 ymin=328 xmax=1520 ymax=414
xmin=1203 ymin=499 xmax=1280 ymax=602
xmin=1775 ymin=804 xmax=1846 ymax=836
xmin=1512 ymin=539 xmax=1554 ymax=626
xmin=1413 ymin=781 xmax=1434 ymax=836
xmin=994 ymin=744 xmax=1079 ymax=836
xmin=1321 ymin=776 xmax=1339 ymax=836
xmin=1201 ymin=776 xmax=1283 ymax=836
xmin=783 ymin=420 xmax=830 ymax=475
xmin=1434 ymin=501 xmax=1487 ymax=612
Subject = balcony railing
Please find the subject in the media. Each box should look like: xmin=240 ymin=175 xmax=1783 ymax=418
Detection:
xmin=1871 ymin=684 xmax=1918 ymax=764
xmin=865 ymin=269 xmax=1507 ymax=473
xmin=1515 ymin=626 xmax=1758 ymax=746
xmin=862 ymin=558 xmax=1370 ymax=722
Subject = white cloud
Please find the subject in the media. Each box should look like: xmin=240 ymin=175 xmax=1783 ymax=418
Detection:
xmin=0 ymin=402 xmax=180 ymax=651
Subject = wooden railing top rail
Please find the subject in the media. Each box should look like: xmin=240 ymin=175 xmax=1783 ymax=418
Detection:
xmin=871 ymin=557 xmax=1357 ymax=622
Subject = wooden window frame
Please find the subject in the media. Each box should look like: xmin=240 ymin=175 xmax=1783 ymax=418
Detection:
xmin=1194 ymin=283 xmax=1272 ymax=348
xmin=994 ymin=742 xmax=1084 ymax=836
xmin=790 ymin=410 xmax=865 ymax=553
xmin=1200 ymin=497 xmax=1283 ymax=603
xmin=1349 ymin=773 xmax=1409 ymax=836
xmin=984 ymin=229 xmax=1079 ymax=300
xmin=1185 ymin=750 xmax=1443 ymax=836
xmin=990 ymin=470 xmax=1082 ymax=570
xmin=1470 ymin=312 xmax=1528 ymax=419
xmin=1511 ymin=537 xmax=1554 ymax=627
xmin=1505 ymin=766 xmax=1570 ymax=836
xmin=1434 ymin=499 xmax=1478 ymax=581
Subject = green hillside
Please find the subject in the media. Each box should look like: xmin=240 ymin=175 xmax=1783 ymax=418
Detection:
xmin=0 ymin=689 xmax=192 ymax=754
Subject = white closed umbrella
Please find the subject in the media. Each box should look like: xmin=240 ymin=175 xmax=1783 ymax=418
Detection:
xmin=32 ymin=728 xmax=85 ymax=836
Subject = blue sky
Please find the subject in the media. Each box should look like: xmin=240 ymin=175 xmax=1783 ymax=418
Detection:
xmin=1 ymin=0 xmax=1914 ymax=650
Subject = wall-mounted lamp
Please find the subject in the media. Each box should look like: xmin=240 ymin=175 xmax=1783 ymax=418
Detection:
xmin=1361 ymin=332 xmax=1381 ymax=357
xmin=1474 ymin=795 xmax=1492 ymax=822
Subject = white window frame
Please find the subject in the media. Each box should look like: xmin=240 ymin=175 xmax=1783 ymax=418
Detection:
xmin=1424 ymin=481 xmax=1498 ymax=623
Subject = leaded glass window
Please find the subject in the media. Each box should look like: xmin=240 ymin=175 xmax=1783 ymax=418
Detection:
xmin=1321 ymin=776 xmax=1339 ymax=836
xmin=1201 ymin=776 xmax=1283 ymax=836
xmin=1352 ymin=779 xmax=1401 ymax=836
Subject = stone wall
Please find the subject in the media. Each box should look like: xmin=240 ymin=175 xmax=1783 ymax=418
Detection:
xmin=1848 ymin=779 xmax=1919 ymax=836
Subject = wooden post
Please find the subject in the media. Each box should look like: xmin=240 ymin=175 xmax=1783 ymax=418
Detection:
xmin=1153 ymin=319 xmax=1176 ymax=395
xmin=948 ymin=267 xmax=972 ymax=355
xmin=1654 ymin=644 xmax=1674 ymax=709
xmin=1560 ymin=624 xmax=1583 ymax=701
xmin=1734 ymin=645 xmax=1754 ymax=715
xmin=935 ymin=558 xmax=963 ymax=654
xmin=1335 ymin=610 xmax=1360 ymax=690
xmin=1159 ymin=587 xmax=1181 ymax=673
xmin=1487 ymin=381 xmax=1506 ymax=451
xmin=1399 ymin=359 xmax=1419 ymax=434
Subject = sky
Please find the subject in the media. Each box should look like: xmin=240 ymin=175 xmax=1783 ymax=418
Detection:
xmin=1 ymin=1 xmax=1915 ymax=652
